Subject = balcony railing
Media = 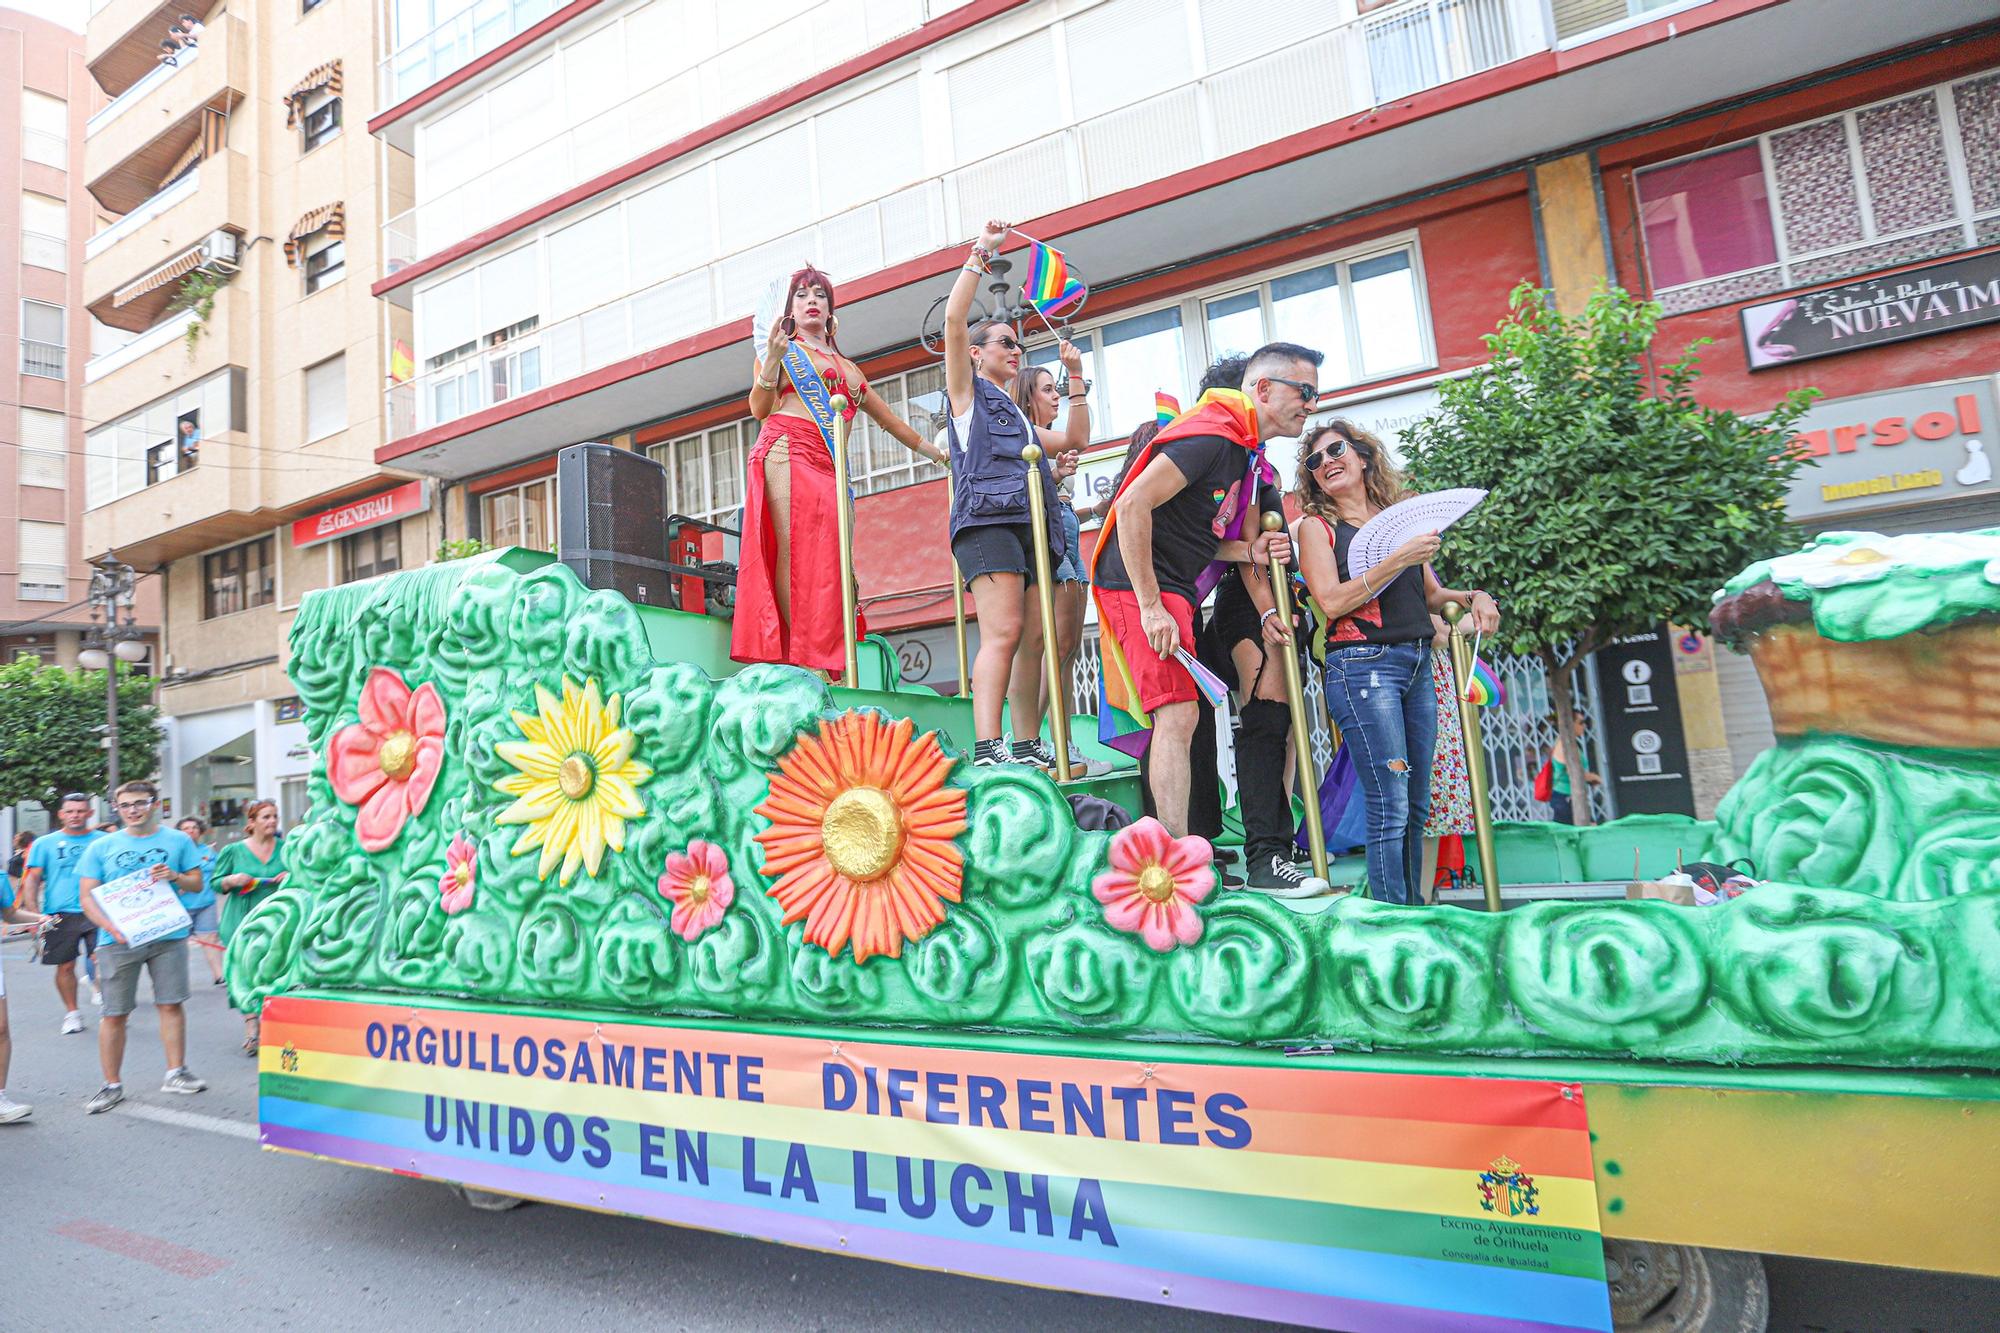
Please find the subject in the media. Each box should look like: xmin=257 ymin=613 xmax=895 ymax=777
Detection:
xmin=83 ymin=309 xmax=196 ymax=384
xmin=21 ymin=231 xmax=67 ymax=272
xmin=22 ymin=339 xmax=65 ymax=378
xmin=388 ymin=0 xmax=1544 ymax=440
xmin=381 ymin=0 xmax=560 ymax=109
xmin=87 ymin=164 xmax=200 ymax=260
xmin=88 ymin=43 xmax=196 ymax=137
xmin=18 ymin=564 xmax=68 ymax=602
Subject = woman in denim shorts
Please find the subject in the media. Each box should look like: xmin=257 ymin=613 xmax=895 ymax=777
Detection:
xmin=175 ymin=817 xmax=222 ymax=985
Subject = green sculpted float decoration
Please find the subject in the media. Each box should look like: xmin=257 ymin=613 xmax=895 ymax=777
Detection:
xmin=229 ymin=539 xmax=2000 ymax=1072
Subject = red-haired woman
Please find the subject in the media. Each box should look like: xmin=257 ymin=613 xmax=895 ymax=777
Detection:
xmin=737 ymin=266 xmax=944 ymax=678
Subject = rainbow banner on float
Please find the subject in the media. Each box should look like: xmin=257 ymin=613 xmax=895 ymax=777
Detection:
xmin=259 ymin=995 xmax=1611 ymax=1332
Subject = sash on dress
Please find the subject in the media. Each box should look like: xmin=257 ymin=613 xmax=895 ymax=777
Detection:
xmin=782 ymin=342 xmax=841 ymax=458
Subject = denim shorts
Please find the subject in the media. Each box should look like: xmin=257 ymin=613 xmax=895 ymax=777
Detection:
xmin=186 ymin=901 xmax=219 ymax=934
xmin=1053 ymin=501 xmax=1086 ymax=585
xmin=99 ymin=935 xmax=192 ymax=1016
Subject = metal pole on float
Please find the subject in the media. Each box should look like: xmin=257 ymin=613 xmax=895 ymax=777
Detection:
xmin=1444 ymin=601 xmax=1504 ymax=912
xmin=947 ymin=462 xmax=970 ymax=697
xmin=829 ymin=395 xmax=860 ymax=686
xmin=1020 ymin=445 xmax=1073 ymax=783
xmin=1262 ymin=512 xmax=1328 ymax=885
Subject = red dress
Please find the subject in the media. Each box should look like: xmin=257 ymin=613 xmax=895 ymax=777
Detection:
xmin=730 ymin=367 xmax=863 ymax=678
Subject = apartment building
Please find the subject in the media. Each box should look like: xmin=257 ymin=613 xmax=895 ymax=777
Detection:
xmin=3 ymin=10 xmax=155 ymax=680
xmin=368 ymin=0 xmax=1998 ymax=818
xmin=81 ymin=0 xmax=419 ymax=831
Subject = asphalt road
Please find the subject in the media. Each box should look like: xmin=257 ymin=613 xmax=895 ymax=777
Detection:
xmin=2 ymin=934 xmax=1992 ymax=1333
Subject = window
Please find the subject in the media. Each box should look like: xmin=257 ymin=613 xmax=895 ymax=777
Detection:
xmin=339 ymin=524 xmax=402 ymax=583
xmin=1099 ymin=309 xmax=1187 ymax=442
xmin=84 ymin=370 xmax=234 ymax=508
xmin=482 ymin=477 xmax=555 ymax=550
xmin=1635 ymin=72 xmax=2000 ymax=311
xmin=304 ymin=229 xmax=345 ymax=294
xmin=21 ymin=300 xmax=64 ymax=378
xmin=20 ymin=192 xmax=65 ymax=271
xmin=304 ymin=355 xmax=347 ymax=440
xmin=17 ymin=521 xmax=65 ymax=601
xmin=302 ymin=90 xmax=342 ymax=152
xmin=203 ymin=537 xmax=275 ymax=618
xmin=21 ymin=90 xmax=65 ymax=169
xmin=303 ymin=0 xmax=331 ymax=12
xmin=649 ymin=423 xmax=751 ymax=523
xmin=850 ymin=366 xmax=950 ymax=497
xmin=19 ymin=408 xmax=65 ymax=489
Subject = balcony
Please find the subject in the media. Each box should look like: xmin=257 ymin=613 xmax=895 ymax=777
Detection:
xmin=86 ymin=12 xmax=246 ymax=217
xmin=380 ymin=0 xmax=561 ymax=114
xmin=82 ymin=431 xmax=268 ymax=568
xmin=85 ymin=150 xmax=248 ymax=332
xmin=88 ymin=0 xmax=227 ymax=100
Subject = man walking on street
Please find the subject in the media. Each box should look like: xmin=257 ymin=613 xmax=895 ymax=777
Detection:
xmin=1092 ymin=342 xmax=1319 ymax=847
xmin=77 ymin=780 xmax=207 ymax=1114
xmin=23 ymin=793 xmax=108 ymax=1034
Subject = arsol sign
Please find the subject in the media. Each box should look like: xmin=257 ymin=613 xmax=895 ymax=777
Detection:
xmin=292 ymin=479 xmax=429 ymax=547
xmin=1784 ymin=377 xmax=1996 ymax=520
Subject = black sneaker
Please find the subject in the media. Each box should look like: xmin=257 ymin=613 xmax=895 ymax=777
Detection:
xmin=972 ymin=738 xmax=1013 ymax=767
xmin=1011 ymin=737 xmax=1059 ymax=770
xmin=1217 ymin=861 xmax=1246 ymax=891
xmin=1246 ymin=853 xmax=1331 ymax=898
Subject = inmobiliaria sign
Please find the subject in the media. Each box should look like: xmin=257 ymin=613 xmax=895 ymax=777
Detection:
xmin=292 ymin=479 xmax=428 ymax=547
xmin=1742 ymin=251 xmax=2000 ymax=370
xmin=1783 ymin=377 xmax=1996 ymax=520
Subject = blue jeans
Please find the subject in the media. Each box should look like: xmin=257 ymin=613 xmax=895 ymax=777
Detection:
xmin=1322 ymin=641 xmax=1436 ymax=905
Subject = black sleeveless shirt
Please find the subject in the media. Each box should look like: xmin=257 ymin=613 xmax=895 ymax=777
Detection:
xmin=1317 ymin=516 xmax=1432 ymax=646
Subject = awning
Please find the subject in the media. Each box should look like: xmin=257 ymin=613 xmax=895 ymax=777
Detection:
xmin=284 ymin=201 xmax=344 ymax=266
xmin=114 ymin=244 xmax=205 ymax=307
xmin=284 ymin=59 xmax=342 ymax=127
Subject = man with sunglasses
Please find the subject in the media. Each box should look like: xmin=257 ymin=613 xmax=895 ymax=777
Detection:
xmin=23 ymin=792 xmax=108 ymax=1034
xmin=1093 ymin=342 xmax=1320 ymax=844
xmin=76 ymin=780 xmax=208 ymax=1114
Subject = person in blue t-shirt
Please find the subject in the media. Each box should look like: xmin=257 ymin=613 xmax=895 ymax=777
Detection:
xmin=23 ymin=793 xmax=108 ymax=1035
xmin=174 ymin=815 xmax=223 ymax=986
xmin=76 ymin=780 xmax=207 ymax=1115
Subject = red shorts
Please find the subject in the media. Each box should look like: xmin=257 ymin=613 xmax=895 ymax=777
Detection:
xmin=1096 ymin=589 xmax=1198 ymax=713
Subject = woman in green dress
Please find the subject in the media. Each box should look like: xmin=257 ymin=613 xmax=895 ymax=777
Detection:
xmin=216 ymin=799 xmax=286 ymax=1055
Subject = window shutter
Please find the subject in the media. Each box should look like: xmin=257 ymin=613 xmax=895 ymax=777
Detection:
xmin=947 ymin=29 xmax=1059 ymax=164
xmin=1066 ymin=0 xmax=1191 ymax=122
xmin=305 ymin=355 xmax=348 ymax=441
xmin=18 ymin=520 xmax=66 ymax=564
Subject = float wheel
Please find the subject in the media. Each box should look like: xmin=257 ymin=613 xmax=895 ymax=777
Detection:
xmin=450 ymin=1184 xmax=529 ymax=1212
xmin=1605 ymin=1240 xmax=1768 ymax=1332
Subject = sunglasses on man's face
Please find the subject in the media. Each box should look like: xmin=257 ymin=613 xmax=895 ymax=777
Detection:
xmin=1265 ymin=375 xmax=1320 ymax=403
xmin=982 ymin=335 xmax=1023 ymax=353
xmin=1305 ymin=438 xmax=1351 ymax=471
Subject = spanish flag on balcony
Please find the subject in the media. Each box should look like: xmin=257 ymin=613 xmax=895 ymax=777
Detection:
xmin=1088 ymin=388 xmax=1274 ymax=756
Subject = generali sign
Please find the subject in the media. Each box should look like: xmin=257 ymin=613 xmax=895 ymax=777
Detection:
xmin=292 ymin=479 xmax=428 ymax=548
xmin=1785 ymin=377 xmax=1996 ymax=520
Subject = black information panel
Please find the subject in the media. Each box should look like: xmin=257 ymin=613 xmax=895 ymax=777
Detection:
xmin=1592 ymin=627 xmax=1695 ymax=817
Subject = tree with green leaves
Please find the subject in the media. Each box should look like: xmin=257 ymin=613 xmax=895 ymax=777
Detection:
xmin=0 ymin=659 xmax=162 ymax=812
xmin=1404 ymin=283 xmax=1818 ymax=825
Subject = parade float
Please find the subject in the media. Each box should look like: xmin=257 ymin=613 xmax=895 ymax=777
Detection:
xmin=240 ymin=524 xmax=2000 ymax=1332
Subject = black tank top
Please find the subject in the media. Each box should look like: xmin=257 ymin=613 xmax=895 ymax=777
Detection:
xmin=1318 ymin=516 xmax=1432 ymax=646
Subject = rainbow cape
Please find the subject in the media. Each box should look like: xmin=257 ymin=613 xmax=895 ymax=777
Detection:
xmin=1088 ymin=388 xmax=1274 ymax=757
xmin=1022 ymin=240 xmax=1087 ymax=318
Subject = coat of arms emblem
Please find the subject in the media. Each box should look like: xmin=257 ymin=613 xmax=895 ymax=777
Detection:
xmin=1477 ymin=1154 xmax=1540 ymax=1217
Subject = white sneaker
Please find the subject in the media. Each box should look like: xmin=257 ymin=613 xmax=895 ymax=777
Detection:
xmin=161 ymin=1068 xmax=207 ymax=1095
xmin=1065 ymin=743 xmax=1112 ymax=779
xmin=0 ymin=1094 xmax=31 ymax=1124
xmin=61 ymin=1011 xmax=84 ymax=1035
xmin=90 ymin=986 xmax=103 ymax=1007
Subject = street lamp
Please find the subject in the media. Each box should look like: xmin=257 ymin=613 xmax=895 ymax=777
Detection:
xmin=80 ymin=558 xmax=146 ymax=794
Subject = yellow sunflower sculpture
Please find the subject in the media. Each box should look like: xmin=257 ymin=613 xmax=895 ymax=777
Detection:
xmin=754 ymin=712 xmax=967 ymax=962
xmin=494 ymin=677 xmax=652 ymax=884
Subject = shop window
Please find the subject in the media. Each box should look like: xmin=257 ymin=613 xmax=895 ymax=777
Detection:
xmin=203 ymin=536 xmax=275 ymax=619
xmin=482 ymin=476 xmax=556 ymax=550
xmin=339 ymin=524 xmax=402 ymax=583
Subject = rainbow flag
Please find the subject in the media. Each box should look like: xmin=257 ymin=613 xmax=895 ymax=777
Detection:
xmin=261 ymin=994 xmax=1613 ymax=1331
xmin=1154 ymin=392 xmax=1181 ymax=427
xmin=1022 ymin=239 xmax=1087 ymax=318
xmin=1465 ymin=656 xmax=1503 ymax=707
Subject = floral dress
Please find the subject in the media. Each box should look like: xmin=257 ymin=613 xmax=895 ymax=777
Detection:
xmin=1424 ymin=647 xmax=1476 ymax=836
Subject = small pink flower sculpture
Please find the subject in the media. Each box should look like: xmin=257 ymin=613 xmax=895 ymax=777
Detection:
xmin=1092 ymin=817 xmax=1214 ymax=953
xmin=440 ymin=833 xmax=477 ymax=915
xmin=658 ymin=839 xmax=734 ymax=942
xmin=328 ymin=667 xmax=447 ymax=853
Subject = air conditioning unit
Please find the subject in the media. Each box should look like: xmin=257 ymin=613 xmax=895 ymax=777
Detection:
xmin=199 ymin=229 xmax=241 ymax=274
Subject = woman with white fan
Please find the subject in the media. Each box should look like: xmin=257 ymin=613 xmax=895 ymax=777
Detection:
xmin=737 ymin=266 xmax=946 ymax=679
xmin=1293 ymin=421 xmax=1499 ymax=906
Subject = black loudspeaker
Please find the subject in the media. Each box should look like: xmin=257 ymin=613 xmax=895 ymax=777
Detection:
xmin=555 ymin=443 xmax=671 ymax=607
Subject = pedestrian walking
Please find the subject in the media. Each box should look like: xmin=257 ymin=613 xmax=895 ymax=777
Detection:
xmin=216 ymin=799 xmax=287 ymax=1055
xmin=7 ymin=830 xmax=31 ymax=883
xmin=0 ymin=873 xmax=52 ymax=1123
xmin=22 ymin=794 xmax=107 ymax=1033
xmin=176 ymin=816 xmax=224 ymax=985
xmin=76 ymin=780 xmax=208 ymax=1114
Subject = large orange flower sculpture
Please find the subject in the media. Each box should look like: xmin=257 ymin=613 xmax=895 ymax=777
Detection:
xmin=754 ymin=713 xmax=967 ymax=963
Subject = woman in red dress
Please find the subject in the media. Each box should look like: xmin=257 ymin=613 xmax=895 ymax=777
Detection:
xmin=735 ymin=267 xmax=944 ymax=678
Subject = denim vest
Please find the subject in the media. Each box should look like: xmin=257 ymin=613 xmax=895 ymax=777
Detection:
xmin=947 ymin=377 xmax=1060 ymax=547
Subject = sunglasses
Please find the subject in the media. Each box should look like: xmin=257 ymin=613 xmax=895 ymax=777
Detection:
xmin=981 ymin=335 xmax=1023 ymax=353
xmin=1265 ymin=375 xmax=1320 ymax=402
xmin=1305 ymin=438 xmax=1352 ymax=471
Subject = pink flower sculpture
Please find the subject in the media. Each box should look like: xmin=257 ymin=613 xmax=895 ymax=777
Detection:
xmin=440 ymin=833 xmax=477 ymax=915
xmin=1092 ymin=817 xmax=1214 ymax=953
xmin=658 ymin=839 xmax=735 ymax=942
xmin=328 ymin=667 xmax=447 ymax=853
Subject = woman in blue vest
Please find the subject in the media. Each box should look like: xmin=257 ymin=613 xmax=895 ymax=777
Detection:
xmin=944 ymin=220 xmax=1092 ymax=767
